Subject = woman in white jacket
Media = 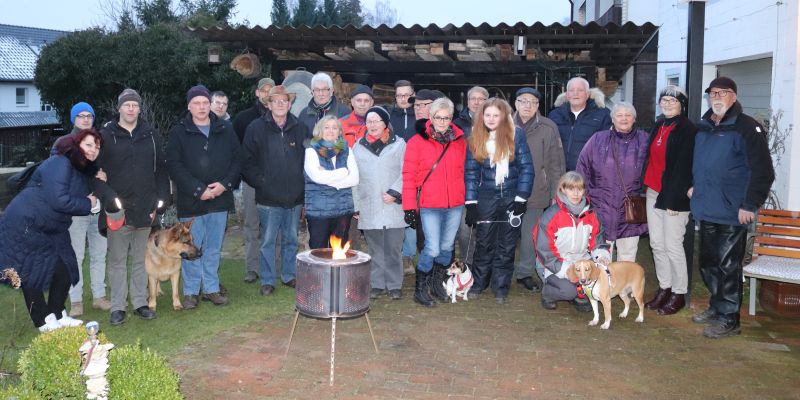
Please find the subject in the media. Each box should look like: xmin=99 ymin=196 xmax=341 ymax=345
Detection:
xmin=353 ymin=106 xmax=406 ymax=300
xmin=304 ymin=116 xmax=359 ymax=249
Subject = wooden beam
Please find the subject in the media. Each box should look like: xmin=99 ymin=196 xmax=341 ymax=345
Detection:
xmin=271 ymin=60 xmax=595 ymax=75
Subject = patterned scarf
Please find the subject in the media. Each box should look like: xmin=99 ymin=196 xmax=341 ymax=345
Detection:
xmin=310 ymin=136 xmax=347 ymax=160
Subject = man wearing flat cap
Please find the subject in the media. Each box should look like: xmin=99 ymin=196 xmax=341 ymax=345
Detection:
xmin=409 ymin=89 xmax=445 ymax=122
xmin=340 ymin=84 xmax=375 ymax=147
xmin=232 ymin=77 xmax=274 ymax=284
xmin=167 ymin=84 xmax=242 ymax=309
xmin=689 ymin=76 xmax=774 ymax=339
xmin=513 ymin=87 xmax=565 ymax=294
xmin=241 ymin=85 xmax=308 ymax=297
xmin=99 ymin=88 xmax=170 ymax=325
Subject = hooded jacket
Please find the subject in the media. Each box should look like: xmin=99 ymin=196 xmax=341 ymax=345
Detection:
xmin=402 ymin=119 xmax=467 ymax=211
xmin=548 ymin=88 xmax=611 ymax=171
xmin=691 ymin=101 xmax=774 ymax=226
xmin=97 ymin=118 xmax=170 ymax=229
xmin=241 ymin=112 xmax=307 ymax=208
xmin=166 ymin=113 xmax=242 ymax=218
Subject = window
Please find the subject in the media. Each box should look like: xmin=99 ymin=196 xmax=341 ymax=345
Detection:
xmin=16 ymin=88 xmax=27 ymax=105
xmin=667 ymin=76 xmax=680 ymax=87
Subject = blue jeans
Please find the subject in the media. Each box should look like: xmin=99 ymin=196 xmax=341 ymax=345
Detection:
xmin=418 ymin=206 xmax=463 ymax=272
xmin=257 ymin=205 xmax=301 ymax=285
xmin=180 ymin=212 xmax=228 ymax=296
xmin=402 ymin=227 xmax=417 ymax=257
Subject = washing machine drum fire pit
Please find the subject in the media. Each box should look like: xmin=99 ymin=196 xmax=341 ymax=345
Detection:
xmin=295 ymin=248 xmax=371 ymax=318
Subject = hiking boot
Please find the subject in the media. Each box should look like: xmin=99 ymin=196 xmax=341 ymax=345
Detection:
xmin=703 ymin=318 xmax=741 ymax=339
xmin=370 ymin=288 xmax=386 ymax=299
xmin=134 ymin=306 xmax=156 ymax=320
xmin=92 ymin=297 xmax=112 ymax=311
xmin=38 ymin=313 xmax=61 ymax=333
xmin=203 ymin=292 xmax=229 ymax=306
xmin=402 ymin=256 xmax=415 ymax=275
xmin=516 ymin=277 xmax=541 ymax=293
xmin=389 ymin=289 xmax=403 ymax=300
xmin=413 ymin=270 xmax=436 ymax=307
xmin=244 ymin=271 xmax=259 ymax=283
xmin=69 ymin=302 xmax=83 ymax=317
xmin=692 ymin=308 xmax=720 ymax=324
xmin=58 ymin=310 xmax=83 ymax=327
xmin=183 ymin=295 xmax=200 ymax=310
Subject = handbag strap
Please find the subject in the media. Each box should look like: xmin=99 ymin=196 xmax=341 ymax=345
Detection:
xmin=416 ymin=141 xmax=452 ymax=209
xmin=609 ymin=133 xmax=632 ymax=202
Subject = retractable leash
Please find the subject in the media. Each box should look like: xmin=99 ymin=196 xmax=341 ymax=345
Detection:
xmin=475 ymin=210 xmax=523 ymax=228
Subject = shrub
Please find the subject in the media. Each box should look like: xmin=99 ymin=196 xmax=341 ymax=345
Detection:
xmin=16 ymin=326 xmax=96 ymax=398
xmin=0 ymin=384 xmax=41 ymax=400
xmin=106 ymin=341 xmax=182 ymax=400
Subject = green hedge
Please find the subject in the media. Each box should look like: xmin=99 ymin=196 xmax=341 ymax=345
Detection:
xmin=16 ymin=327 xmax=89 ymax=398
xmin=106 ymin=341 xmax=182 ymax=400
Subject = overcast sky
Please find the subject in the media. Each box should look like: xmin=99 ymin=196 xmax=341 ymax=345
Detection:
xmin=0 ymin=0 xmax=570 ymax=31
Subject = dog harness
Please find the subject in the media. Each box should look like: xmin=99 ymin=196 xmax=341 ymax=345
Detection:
xmin=456 ymin=274 xmax=474 ymax=291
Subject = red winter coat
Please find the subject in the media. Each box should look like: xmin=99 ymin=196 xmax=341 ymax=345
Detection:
xmin=402 ymin=120 xmax=467 ymax=211
xmin=340 ymin=112 xmax=367 ymax=148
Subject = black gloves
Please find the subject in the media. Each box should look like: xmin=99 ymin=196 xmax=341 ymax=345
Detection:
xmin=510 ymin=200 xmax=527 ymax=216
xmin=404 ymin=210 xmax=418 ymax=229
xmin=465 ymin=204 xmax=478 ymax=227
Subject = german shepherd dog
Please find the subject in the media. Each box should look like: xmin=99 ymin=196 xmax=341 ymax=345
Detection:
xmin=145 ymin=220 xmax=201 ymax=311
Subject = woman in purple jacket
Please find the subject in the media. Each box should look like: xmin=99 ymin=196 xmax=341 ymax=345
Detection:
xmin=576 ymin=102 xmax=648 ymax=262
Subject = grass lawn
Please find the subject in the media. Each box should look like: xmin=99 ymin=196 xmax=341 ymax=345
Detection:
xmin=0 ymin=257 xmax=298 ymax=382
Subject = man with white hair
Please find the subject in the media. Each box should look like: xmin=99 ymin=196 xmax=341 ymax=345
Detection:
xmin=548 ymin=77 xmax=611 ymax=171
xmin=689 ymin=76 xmax=774 ymax=339
xmin=299 ymin=72 xmax=351 ymax=134
xmin=453 ymin=86 xmax=488 ymax=137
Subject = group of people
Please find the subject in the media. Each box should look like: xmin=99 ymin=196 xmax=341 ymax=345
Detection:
xmin=0 ymin=72 xmax=773 ymax=340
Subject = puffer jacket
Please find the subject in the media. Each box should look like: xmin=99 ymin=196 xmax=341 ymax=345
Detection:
xmin=389 ymin=105 xmax=416 ymax=141
xmin=0 ymin=139 xmax=94 ymax=290
xmin=340 ymin=112 xmax=367 ymax=148
xmin=241 ymin=112 xmax=307 ymax=208
xmin=304 ymin=143 xmax=357 ymax=219
xmin=299 ymin=97 xmax=351 ymax=134
xmin=533 ymin=194 xmax=607 ymax=279
xmin=465 ymin=127 xmax=534 ymax=201
xmin=514 ymin=112 xmax=566 ymax=208
xmin=402 ymin=119 xmax=467 ymax=211
xmin=548 ymin=88 xmax=611 ymax=171
xmin=166 ymin=113 xmax=242 ymax=218
xmin=453 ymin=107 xmax=474 ymax=137
xmin=576 ymin=127 xmax=649 ymax=241
xmin=97 ymin=117 xmax=170 ymax=229
xmin=691 ymin=102 xmax=774 ymax=226
xmin=353 ymin=130 xmax=406 ymax=230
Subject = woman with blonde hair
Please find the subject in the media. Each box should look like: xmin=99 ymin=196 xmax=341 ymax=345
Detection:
xmin=464 ymin=98 xmax=534 ymax=304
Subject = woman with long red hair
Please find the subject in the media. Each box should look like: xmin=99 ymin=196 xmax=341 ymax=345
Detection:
xmin=464 ymin=98 xmax=534 ymax=304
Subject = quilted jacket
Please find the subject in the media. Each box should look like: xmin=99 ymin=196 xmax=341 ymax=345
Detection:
xmin=465 ymin=127 xmax=534 ymax=201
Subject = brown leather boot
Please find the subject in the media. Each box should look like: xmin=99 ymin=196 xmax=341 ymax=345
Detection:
xmin=645 ymin=287 xmax=672 ymax=310
xmin=657 ymin=293 xmax=685 ymax=315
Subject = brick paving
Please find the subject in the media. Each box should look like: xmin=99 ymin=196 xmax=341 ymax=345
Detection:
xmin=171 ymin=275 xmax=800 ymax=400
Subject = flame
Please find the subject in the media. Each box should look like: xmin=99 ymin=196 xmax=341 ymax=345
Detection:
xmin=329 ymin=235 xmax=350 ymax=260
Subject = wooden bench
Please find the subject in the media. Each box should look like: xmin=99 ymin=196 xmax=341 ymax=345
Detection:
xmin=743 ymin=209 xmax=800 ymax=315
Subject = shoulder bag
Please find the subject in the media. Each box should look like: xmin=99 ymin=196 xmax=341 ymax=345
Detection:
xmin=414 ymin=141 xmax=452 ymax=251
xmin=610 ymin=135 xmax=647 ymax=224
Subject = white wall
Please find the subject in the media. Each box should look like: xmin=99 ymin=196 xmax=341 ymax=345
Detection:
xmin=0 ymin=83 xmax=42 ymax=112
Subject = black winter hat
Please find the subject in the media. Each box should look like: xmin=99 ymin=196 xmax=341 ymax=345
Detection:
xmin=366 ymin=106 xmax=391 ymax=127
xmin=409 ymin=89 xmax=445 ymax=104
xmin=350 ymin=84 xmax=374 ymax=99
xmin=515 ymin=87 xmax=542 ymax=102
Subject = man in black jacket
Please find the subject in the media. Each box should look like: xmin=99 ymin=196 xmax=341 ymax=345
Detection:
xmin=241 ymin=85 xmax=308 ymax=296
xmin=232 ymin=77 xmax=273 ymax=284
xmin=167 ymin=85 xmax=242 ymax=309
xmin=388 ymin=80 xmax=416 ymax=141
xmin=298 ymin=72 xmax=351 ymax=134
xmin=453 ymin=86 xmax=488 ymax=137
xmin=98 ymin=89 xmax=170 ymax=326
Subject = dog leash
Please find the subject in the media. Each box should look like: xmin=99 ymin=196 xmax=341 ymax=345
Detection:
xmin=476 ymin=210 xmax=522 ymax=228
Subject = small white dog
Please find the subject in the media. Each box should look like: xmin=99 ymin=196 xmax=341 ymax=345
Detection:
xmin=443 ymin=260 xmax=474 ymax=303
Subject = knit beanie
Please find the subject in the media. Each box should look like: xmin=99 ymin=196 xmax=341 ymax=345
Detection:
xmin=366 ymin=106 xmax=390 ymax=127
xmin=116 ymin=89 xmax=142 ymax=110
xmin=186 ymin=85 xmax=211 ymax=103
xmin=70 ymin=102 xmax=95 ymax=124
xmin=350 ymin=84 xmax=374 ymax=99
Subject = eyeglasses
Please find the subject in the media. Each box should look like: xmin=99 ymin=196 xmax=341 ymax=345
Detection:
xmin=515 ymin=99 xmax=538 ymax=107
xmin=432 ymin=116 xmax=451 ymax=122
xmin=75 ymin=113 xmax=94 ymax=119
xmin=708 ymin=89 xmax=733 ymax=99
xmin=659 ymin=98 xmax=679 ymax=105
xmin=365 ymin=119 xmax=385 ymax=125
xmin=212 ymin=101 xmax=228 ymax=106
xmin=312 ymin=88 xmax=331 ymax=94
xmin=469 ymin=97 xmax=487 ymax=102
xmin=271 ymin=99 xmax=290 ymax=105
xmin=122 ymin=103 xmax=140 ymax=110
xmin=413 ymin=102 xmax=432 ymax=109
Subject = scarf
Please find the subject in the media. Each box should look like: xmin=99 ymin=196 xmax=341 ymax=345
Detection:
xmin=312 ymin=98 xmax=334 ymax=121
xmin=429 ymin=123 xmax=455 ymax=145
xmin=364 ymin=129 xmax=393 ymax=155
xmin=485 ymin=130 xmax=510 ymax=186
xmin=557 ymin=191 xmax=588 ymax=216
xmin=310 ymin=136 xmax=347 ymax=160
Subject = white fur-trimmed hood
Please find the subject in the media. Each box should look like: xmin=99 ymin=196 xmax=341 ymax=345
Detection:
xmin=553 ymin=87 xmax=606 ymax=108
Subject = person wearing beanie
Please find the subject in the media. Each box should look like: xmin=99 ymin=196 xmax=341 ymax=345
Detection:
xmin=512 ymin=87 xmax=565 ymax=295
xmin=691 ymin=77 xmax=774 ymax=338
xmin=167 ymin=84 xmax=242 ymax=308
xmin=232 ymin=77 xmax=276 ymax=285
xmin=98 ymin=88 xmax=170 ymax=326
xmin=48 ymin=102 xmax=112 ymax=318
xmin=339 ymin=84 xmax=374 ymax=148
xmin=353 ymin=105 xmax=407 ymax=300
xmin=640 ymin=84 xmax=697 ymax=318
xmin=299 ymin=72 xmax=352 ymax=134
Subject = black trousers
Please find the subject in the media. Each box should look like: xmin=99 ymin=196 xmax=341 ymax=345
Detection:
xmin=307 ymin=214 xmax=353 ymax=249
xmin=698 ymin=221 xmax=747 ymax=321
xmin=22 ymin=259 xmax=71 ymax=328
xmin=472 ymin=195 xmax=520 ymax=298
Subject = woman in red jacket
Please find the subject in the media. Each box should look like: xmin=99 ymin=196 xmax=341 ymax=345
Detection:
xmin=402 ymin=97 xmax=467 ymax=307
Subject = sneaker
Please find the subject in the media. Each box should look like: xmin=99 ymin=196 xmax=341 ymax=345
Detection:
xmin=244 ymin=271 xmax=259 ymax=283
xmin=58 ymin=310 xmax=84 ymax=327
xmin=202 ymin=292 xmax=229 ymax=306
xmin=692 ymin=308 xmax=720 ymax=324
xmin=69 ymin=302 xmax=83 ymax=317
xmin=134 ymin=306 xmax=156 ymax=320
xmin=183 ymin=295 xmax=200 ymax=309
xmin=389 ymin=289 xmax=403 ymax=300
xmin=38 ymin=313 xmax=62 ymax=333
xmin=370 ymin=288 xmax=386 ymax=299
xmin=402 ymin=256 xmax=415 ymax=275
xmin=92 ymin=297 xmax=112 ymax=311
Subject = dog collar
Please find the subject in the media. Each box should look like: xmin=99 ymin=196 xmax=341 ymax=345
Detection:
xmin=581 ymin=281 xmax=597 ymax=301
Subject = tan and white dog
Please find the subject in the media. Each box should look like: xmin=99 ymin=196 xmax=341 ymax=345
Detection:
xmin=443 ymin=260 xmax=474 ymax=303
xmin=567 ymin=259 xmax=645 ymax=329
